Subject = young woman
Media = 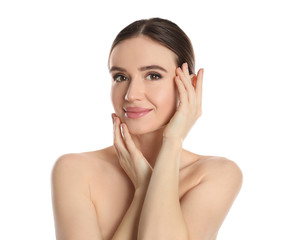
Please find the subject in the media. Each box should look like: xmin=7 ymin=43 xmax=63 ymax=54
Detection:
xmin=51 ymin=18 xmax=242 ymax=240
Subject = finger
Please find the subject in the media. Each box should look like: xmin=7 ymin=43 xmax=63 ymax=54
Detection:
xmin=175 ymin=75 xmax=188 ymax=106
xmin=191 ymin=75 xmax=197 ymax=89
xmin=176 ymin=67 xmax=197 ymax=105
xmin=112 ymin=117 xmax=122 ymax=157
xmin=183 ymin=62 xmax=198 ymax=91
xmin=195 ymin=68 xmax=204 ymax=109
xmin=182 ymin=62 xmax=190 ymax=76
xmin=113 ymin=117 xmax=128 ymax=157
xmin=122 ymin=123 xmax=153 ymax=172
xmin=111 ymin=113 xmax=116 ymax=124
xmin=176 ymin=65 xmax=194 ymax=95
xmin=121 ymin=123 xmax=142 ymax=158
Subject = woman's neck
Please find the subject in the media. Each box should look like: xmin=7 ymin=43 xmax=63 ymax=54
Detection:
xmin=131 ymin=127 xmax=165 ymax=168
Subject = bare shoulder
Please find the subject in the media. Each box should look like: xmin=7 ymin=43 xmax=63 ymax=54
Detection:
xmin=180 ymin=151 xmax=242 ymax=196
xmin=52 ymin=146 xmax=117 ymax=177
xmin=52 ymin=152 xmax=92 ymax=174
xmin=198 ymin=155 xmax=243 ymax=184
xmin=51 ymin=152 xmax=91 ymax=190
xmin=51 ymin=152 xmax=91 ymax=185
xmin=181 ymin=153 xmax=243 ymax=204
xmin=51 ymin=146 xmax=119 ymax=203
xmin=179 ymin=154 xmax=243 ymax=240
xmin=51 ymin=147 xmax=119 ymax=240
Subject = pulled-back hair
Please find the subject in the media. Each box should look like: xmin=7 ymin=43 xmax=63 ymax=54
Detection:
xmin=109 ymin=17 xmax=195 ymax=74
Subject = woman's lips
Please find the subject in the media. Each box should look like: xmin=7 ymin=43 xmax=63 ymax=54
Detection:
xmin=124 ymin=107 xmax=152 ymax=119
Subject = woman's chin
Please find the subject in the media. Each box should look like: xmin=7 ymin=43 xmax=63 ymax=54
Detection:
xmin=127 ymin=126 xmax=151 ymax=135
xmin=127 ymin=123 xmax=166 ymax=136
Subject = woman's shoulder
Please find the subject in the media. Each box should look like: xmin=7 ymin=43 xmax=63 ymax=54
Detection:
xmin=183 ymin=148 xmax=241 ymax=170
xmin=54 ymin=146 xmax=116 ymax=163
xmin=200 ymin=155 xmax=242 ymax=179
xmin=51 ymin=147 xmax=123 ymax=240
xmin=181 ymin=150 xmax=243 ymax=187
xmin=183 ymin=151 xmax=243 ymax=186
xmin=52 ymin=146 xmax=119 ymax=180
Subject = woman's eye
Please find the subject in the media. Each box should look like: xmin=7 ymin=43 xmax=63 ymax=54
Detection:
xmin=146 ymin=73 xmax=162 ymax=81
xmin=113 ymin=74 xmax=128 ymax=82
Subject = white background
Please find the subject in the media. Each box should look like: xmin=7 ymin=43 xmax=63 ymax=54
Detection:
xmin=0 ymin=0 xmax=284 ymax=239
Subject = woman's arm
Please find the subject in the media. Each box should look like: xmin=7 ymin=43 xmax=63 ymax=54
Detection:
xmin=138 ymin=143 xmax=242 ymax=240
xmin=111 ymin=116 xmax=152 ymax=240
xmin=111 ymin=188 xmax=146 ymax=240
xmin=179 ymin=157 xmax=242 ymax=240
xmin=138 ymin=139 xmax=188 ymax=239
xmin=51 ymin=154 xmax=103 ymax=240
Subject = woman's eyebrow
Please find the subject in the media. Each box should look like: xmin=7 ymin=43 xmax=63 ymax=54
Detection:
xmin=139 ymin=65 xmax=168 ymax=72
xmin=109 ymin=65 xmax=168 ymax=73
xmin=109 ymin=66 xmax=126 ymax=73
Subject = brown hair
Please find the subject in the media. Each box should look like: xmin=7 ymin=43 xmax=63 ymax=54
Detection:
xmin=109 ymin=17 xmax=195 ymax=74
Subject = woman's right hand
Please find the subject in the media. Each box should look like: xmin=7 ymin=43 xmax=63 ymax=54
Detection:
xmin=112 ymin=114 xmax=152 ymax=191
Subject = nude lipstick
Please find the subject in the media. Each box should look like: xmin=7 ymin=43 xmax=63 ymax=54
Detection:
xmin=124 ymin=107 xmax=152 ymax=119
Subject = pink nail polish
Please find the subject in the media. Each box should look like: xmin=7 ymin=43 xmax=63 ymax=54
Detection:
xmin=112 ymin=115 xmax=117 ymax=124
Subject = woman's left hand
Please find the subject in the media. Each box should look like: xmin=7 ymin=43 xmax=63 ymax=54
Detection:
xmin=163 ymin=63 xmax=204 ymax=143
xmin=112 ymin=115 xmax=153 ymax=191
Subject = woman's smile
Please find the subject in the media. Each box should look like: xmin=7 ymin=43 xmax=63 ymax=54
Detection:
xmin=124 ymin=107 xmax=153 ymax=119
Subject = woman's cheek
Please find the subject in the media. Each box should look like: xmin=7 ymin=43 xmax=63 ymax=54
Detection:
xmin=111 ymin=88 xmax=124 ymax=115
xmin=154 ymin=87 xmax=176 ymax=117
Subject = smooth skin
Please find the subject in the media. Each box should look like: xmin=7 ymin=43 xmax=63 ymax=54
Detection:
xmin=51 ymin=36 xmax=242 ymax=240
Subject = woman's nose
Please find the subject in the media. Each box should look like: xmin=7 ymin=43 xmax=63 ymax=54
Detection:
xmin=124 ymin=78 xmax=145 ymax=102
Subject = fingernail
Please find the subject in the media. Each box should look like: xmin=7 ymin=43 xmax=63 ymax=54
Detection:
xmin=120 ymin=124 xmax=124 ymax=137
xmin=111 ymin=113 xmax=116 ymax=124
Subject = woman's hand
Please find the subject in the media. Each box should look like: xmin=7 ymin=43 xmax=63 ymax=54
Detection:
xmin=112 ymin=114 xmax=152 ymax=191
xmin=163 ymin=63 xmax=204 ymax=143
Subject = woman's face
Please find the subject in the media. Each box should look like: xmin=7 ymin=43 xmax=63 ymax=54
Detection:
xmin=109 ymin=36 xmax=178 ymax=135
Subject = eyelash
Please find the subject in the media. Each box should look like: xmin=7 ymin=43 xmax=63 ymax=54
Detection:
xmin=113 ymin=74 xmax=128 ymax=83
xmin=146 ymin=73 xmax=162 ymax=81
xmin=112 ymin=73 xmax=162 ymax=83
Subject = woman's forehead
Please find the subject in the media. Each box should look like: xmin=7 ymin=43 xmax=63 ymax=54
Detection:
xmin=109 ymin=36 xmax=177 ymax=70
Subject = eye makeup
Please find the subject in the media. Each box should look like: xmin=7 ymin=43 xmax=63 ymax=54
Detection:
xmin=145 ymin=72 xmax=162 ymax=81
xmin=113 ymin=74 xmax=129 ymax=83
